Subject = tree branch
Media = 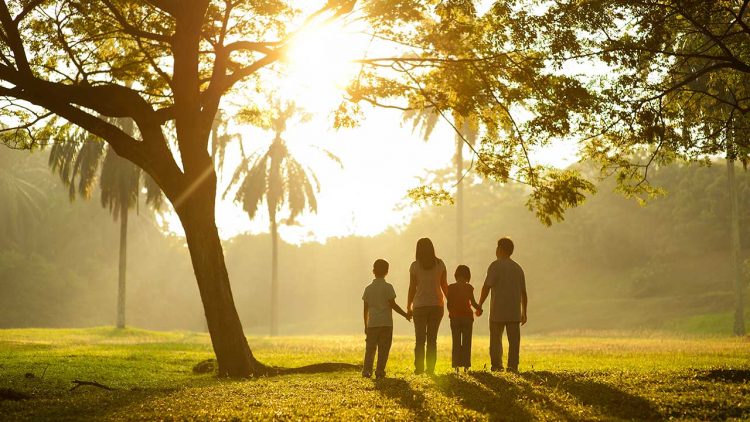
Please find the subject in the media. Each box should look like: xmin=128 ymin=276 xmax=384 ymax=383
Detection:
xmin=224 ymin=40 xmax=280 ymax=55
xmin=675 ymin=3 xmax=749 ymax=72
xmin=101 ymin=0 xmax=172 ymax=43
xmin=642 ymin=62 xmax=740 ymax=103
xmin=13 ymin=0 xmax=45 ymax=24
xmin=144 ymin=0 xmax=178 ymax=17
xmin=0 ymin=1 xmax=30 ymax=72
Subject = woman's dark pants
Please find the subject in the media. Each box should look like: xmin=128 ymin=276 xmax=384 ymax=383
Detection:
xmin=413 ymin=306 xmax=444 ymax=374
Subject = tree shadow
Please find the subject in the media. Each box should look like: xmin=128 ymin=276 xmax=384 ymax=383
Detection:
xmin=696 ymin=369 xmax=750 ymax=383
xmin=372 ymin=378 xmax=433 ymax=419
xmin=523 ymin=371 xmax=662 ymax=420
xmin=10 ymin=386 xmax=181 ymax=421
xmin=193 ymin=359 xmax=361 ymax=377
xmin=270 ymin=362 xmax=361 ymax=376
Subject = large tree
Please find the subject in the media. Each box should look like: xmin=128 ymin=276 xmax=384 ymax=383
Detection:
xmin=0 ymin=0 xmax=598 ymax=376
xmin=540 ymin=0 xmax=750 ymax=335
xmin=0 ymin=0 xmax=300 ymax=376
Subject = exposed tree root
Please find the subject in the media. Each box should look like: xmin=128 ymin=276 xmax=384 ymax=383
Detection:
xmin=0 ymin=388 xmax=30 ymax=401
xmin=193 ymin=359 xmax=217 ymax=374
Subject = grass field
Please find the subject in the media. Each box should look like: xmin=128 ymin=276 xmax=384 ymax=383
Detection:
xmin=1 ymin=328 xmax=749 ymax=421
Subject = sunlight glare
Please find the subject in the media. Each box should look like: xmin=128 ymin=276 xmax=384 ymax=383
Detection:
xmin=280 ymin=20 xmax=365 ymax=112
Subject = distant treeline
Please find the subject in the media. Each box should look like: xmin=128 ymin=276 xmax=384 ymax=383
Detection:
xmin=1 ymin=148 xmax=747 ymax=335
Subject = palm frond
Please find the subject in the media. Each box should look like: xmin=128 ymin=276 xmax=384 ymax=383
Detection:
xmin=211 ymin=110 xmax=241 ymax=176
xmin=266 ymin=139 xmax=287 ymax=214
xmin=48 ymin=131 xmax=104 ymax=201
xmin=73 ymin=136 xmax=105 ymax=199
xmin=100 ymin=147 xmax=141 ymax=220
xmin=289 ymin=159 xmax=318 ymax=218
xmin=235 ymin=159 xmax=268 ymax=220
xmin=404 ymin=109 xmax=440 ymax=141
xmin=285 ymin=160 xmax=308 ymax=222
xmin=309 ymin=145 xmax=344 ymax=169
xmin=143 ymin=172 xmax=164 ymax=211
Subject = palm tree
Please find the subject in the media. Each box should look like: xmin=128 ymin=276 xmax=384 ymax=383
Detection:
xmin=48 ymin=119 xmax=161 ymax=329
xmin=453 ymin=116 xmax=478 ymax=265
xmin=225 ymin=101 xmax=340 ymax=336
xmin=686 ymin=65 xmax=747 ymax=335
xmin=404 ymin=110 xmax=477 ymax=265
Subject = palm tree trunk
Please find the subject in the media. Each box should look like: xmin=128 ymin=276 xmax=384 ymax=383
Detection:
xmin=727 ymin=155 xmax=746 ymax=336
xmin=116 ymin=204 xmax=128 ymax=329
xmin=455 ymin=122 xmax=464 ymax=265
xmin=270 ymin=217 xmax=279 ymax=336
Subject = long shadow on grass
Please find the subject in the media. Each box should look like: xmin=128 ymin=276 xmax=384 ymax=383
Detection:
xmin=522 ymin=371 xmax=662 ymax=420
xmin=435 ymin=373 xmax=537 ymax=420
xmin=372 ymin=378 xmax=434 ymax=419
xmin=462 ymin=372 xmax=578 ymax=420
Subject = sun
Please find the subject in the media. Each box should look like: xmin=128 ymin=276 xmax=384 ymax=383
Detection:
xmin=279 ymin=19 xmax=366 ymax=112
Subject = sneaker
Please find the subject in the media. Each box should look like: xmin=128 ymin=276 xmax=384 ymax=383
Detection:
xmin=362 ymin=371 xmax=372 ymax=378
xmin=414 ymin=369 xmax=424 ymax=375
xmin=490 ymin=366 xmax=504 ymax=372
xmin=375 ymin=373 xmax=386 ymax=379
xmin=507 ymin=367 xmax=519 ymax=374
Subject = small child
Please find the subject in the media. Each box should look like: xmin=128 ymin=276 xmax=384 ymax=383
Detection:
xmin=362 ymin=259 xmax=410 ymax=379
xmin=446 ymin=265 xmax=482 ymax=372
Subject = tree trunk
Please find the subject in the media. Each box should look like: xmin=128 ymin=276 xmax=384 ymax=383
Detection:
xmin=116 ymin=204 xmax=128 ymax=329
xmin=177 ymin=190 xmax=267 ymax=377
xmin=455 ymin=121 xmax=464 ymax=266
xmin=727 ymin=156 xmax=746 ymax=336
xmin=270 ymin=217 xmax=279 ymax=336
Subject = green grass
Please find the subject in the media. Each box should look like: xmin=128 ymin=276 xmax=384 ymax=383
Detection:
xmin=1 ymin=328 xmax=749 ymax=421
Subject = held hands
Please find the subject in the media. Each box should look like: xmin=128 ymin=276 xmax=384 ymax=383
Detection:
xmin=475 ymin=307 xmax=483 ymax=317
xmin=405 ymin=310 xmax=413 ymax=322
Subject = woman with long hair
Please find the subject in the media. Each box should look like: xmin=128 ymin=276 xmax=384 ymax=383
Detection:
xmin=407 ymin=237 xmax=448 ymax=375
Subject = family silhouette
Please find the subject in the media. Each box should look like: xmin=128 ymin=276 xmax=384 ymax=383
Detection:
xmin=361 ymin=237 xmax=528 ymax=379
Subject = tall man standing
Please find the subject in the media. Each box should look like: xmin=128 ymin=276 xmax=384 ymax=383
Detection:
xmin=477 ymin=237 xmax=528 ymax=373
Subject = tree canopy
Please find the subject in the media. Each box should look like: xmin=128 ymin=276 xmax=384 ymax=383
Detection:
xmin=539 ymin=0 xmax=750 ymax=196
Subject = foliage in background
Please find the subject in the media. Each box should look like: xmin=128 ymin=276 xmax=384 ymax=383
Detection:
xmin=1 ymin=148 xmax=747 ymax=335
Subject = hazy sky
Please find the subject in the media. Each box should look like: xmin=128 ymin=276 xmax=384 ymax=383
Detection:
xmin=161 ymin=3 xmax=581 ymax=245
